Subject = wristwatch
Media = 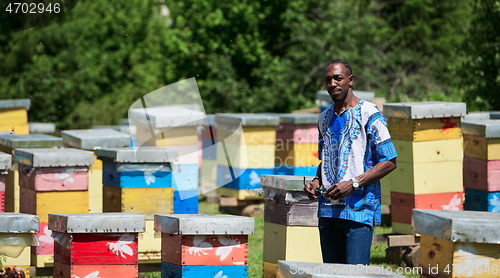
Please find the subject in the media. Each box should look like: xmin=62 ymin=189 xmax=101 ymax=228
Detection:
xmin=352 ymin=177 xmax=360 ymax=189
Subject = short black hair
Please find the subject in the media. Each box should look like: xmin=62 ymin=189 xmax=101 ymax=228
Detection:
xmin=326 ymin=59 xmax=352 ymax=75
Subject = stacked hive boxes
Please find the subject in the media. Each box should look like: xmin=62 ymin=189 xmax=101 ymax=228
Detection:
xmin=274 ymin=113 xmax=319 ymax=176
xmin=61 ymin=128 xmax=131 ymax=213
xmin=49 ymin=213 xmax=145 ymax=278
xmin=131 ymin=106 xmax=204 ymax=214
xmin=414 ymin=209 xmax=500 ymax=278
xmin=384 ymin=102 xmax=466 ymax=234
xmin=215 ymin=114 xmax=279 ymax=200
xmin=0 ymin=99 xmax=30 ymax=135
xmin=0 ymin=152 xmax=11 ymax=212
xmin=260 ymin=175 xmax=322 ymax=278
xmin=97 ymin=147 xmax=177 ymax=263
xmin=0 ymin=134 xmax=63 ymax=213
xmin=462 ymin=119 xmax=500 ymax=212
xmin=200 ymin=115 xmax=217 ymax=195
xmin=0 ymin=213 xmax=39 ymax=277
xmin=316 ymin=91 xmax=375 ymax=112
xmin=14 ymin=148 xmax=93 ymax=268
xmin=154 ymin=214 xmax=254 ymax=277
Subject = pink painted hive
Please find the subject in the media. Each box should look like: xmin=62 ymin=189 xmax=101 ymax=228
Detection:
xmin=463 ymin=157 xmax=500 ymax=192
xmin=19 ymin=166 xmax=89 ymax=191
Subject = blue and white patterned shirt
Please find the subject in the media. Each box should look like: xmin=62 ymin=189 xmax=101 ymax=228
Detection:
xmin=317 ymin=100 xmax=397 ymax=226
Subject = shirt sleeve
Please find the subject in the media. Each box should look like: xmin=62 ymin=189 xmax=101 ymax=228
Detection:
xmin=366 ymin=112 xmax=398 ymax=162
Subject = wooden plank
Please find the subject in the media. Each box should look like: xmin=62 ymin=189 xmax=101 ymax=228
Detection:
xmin=275 ymin=123 xmax=318 ymax=144
xmin=20 ymin=189 xmax=89 ymax=223
xmin=275 ymin=142 xmax=320 ymax=167
xmin=463 ymin=157 xmax=500 ymax=192
xmin=88 ymin=168 xmax=103 ymax=213
xmin=136 ymin=124 xmax=199 ymax=147
xmin=263 ymin=198 xmax=318 ymax=227
xmin=19 ymin=166 xmax=89 ymax=191
xmin=161 ymin=234 xmax=248 ymax=266
xmin=102 ymin=186 xmax=173 ymax=219
xmin=160 ymin=262 xmax=248 ymax=278
xmin=388 ymin=117 xmax=462 ymax=142
xmin=0 ymin=123 xmax=29 ymax=135
xmin=31 ymin=253 xmax=53 ymax=268
xmin=216 ymin=126 xmax=276 ymax=145
xmin=388 ymin=235 xmax=420 ymax=247
xmin=216 ymin=142 xmax=275 ymax=168
xmin=389 ymin=160 xmax=463 ymax=194
xmin=464 ymin=135 xmax=500 ymax=160
xmin=393 ymin=139 xmax=463 ymax=164
xmin=138 ymin=219 xmax=161 ymax=254
xmin=53 ymin=233 xmax=139 ymax=265
xmin=391 ymin=192 xmax=463 ymax=224
xmin=53 ymin=262 xmax=139 ymax=278
xmin=0 ymin=108 xmax=28 ymax=125
xmin=263 ymin=222 xmax=322 ymax=264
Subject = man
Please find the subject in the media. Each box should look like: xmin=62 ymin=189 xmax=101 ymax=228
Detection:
xmin=303 ymin=59 xmax=397 ymax=265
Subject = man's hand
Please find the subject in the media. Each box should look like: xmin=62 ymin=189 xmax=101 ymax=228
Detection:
xmin=325 ymin=180 xmax=354 ymax=200
xmin=303 ymin=178 xmax=321 ymax=200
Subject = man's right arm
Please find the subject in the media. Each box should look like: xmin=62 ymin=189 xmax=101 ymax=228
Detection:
xmin=303 ymin=162 xmax=322 ymax=200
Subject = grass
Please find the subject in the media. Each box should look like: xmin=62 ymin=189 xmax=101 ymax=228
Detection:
xmin=34 ymin=200 xmax=419 ymax=278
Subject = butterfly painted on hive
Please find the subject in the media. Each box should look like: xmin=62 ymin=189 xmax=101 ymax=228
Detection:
xmin=187 ymin=235 xmax=213 ymax=256
xmin=106 ymin=234 xmax=135 ymax=258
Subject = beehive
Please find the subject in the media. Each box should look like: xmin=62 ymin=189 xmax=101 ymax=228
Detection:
xmin=383 ymin=102 xmax=466 ymax=234
xmin=0 ymin=99 xmax=30 ymax=135
xmin=49 ymin=213 xmax=145 ymax=278
xmin=155 ymin=214 xmax=254 ymax=278
xmin=0 ymin=134 xmax=62 ymax=213
xmin=413 ymin=209 xmax=500 ymax=278
xmin=261 ymin=175 xmax=322 ymax=278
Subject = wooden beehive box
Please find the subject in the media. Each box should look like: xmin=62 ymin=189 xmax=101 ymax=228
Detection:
xmin=383 ymin=101 xmax=466 ymax=142
xmin=0 ymin=152 xmax=12 ymax=212
xmin=0 ymin=213 xmax=39 ymax=278
xmin=0 ymin=98 xmax=31 ymax=135
xmin=155 ymin=214 xmax=254 ymax=276
xmin=49 ymin=213 xmax=145 ymax=278
xmin=413 ymin=209 xmax=500 ymax=278
xmin=260 ymin=175 xmax=318 ymax=227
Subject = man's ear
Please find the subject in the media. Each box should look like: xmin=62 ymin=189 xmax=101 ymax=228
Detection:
xmin=349 ymin=74 xmax=354 ymax=87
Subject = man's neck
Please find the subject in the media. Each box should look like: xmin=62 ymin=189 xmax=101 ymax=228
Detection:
xmin=334 ymin=90 xmax=360 ymax=115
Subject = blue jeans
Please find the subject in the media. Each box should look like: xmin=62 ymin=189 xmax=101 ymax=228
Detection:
xmin=318 ymin=217 xmax=373 ymax=265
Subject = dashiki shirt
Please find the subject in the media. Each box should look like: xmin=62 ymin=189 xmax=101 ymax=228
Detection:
xmin=317 ymin=100 xmax=397 ymax=226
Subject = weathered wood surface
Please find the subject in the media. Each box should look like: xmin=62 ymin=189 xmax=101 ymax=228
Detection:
xmin=264 ymin=198 xmax=318 ymax=227
xmin=464 ymin=134 xmax=500 ymax=160
xmin=388 ymin=117 xmax=462 ymax=142
xmin=463 ymin=157 xmax=500 ymax=192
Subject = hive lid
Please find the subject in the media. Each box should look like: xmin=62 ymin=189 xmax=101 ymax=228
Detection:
xmin=277 ymin=261 xmax=406 ymax=278
xmin=383 ymin=102 xmax=466 ymax=119
xmin=260 ymin=175 xmax=314 ymax=191
xmin=62 ymin=129 xmax=131 ymax=150
xmin=463 ymin=111 xmax=500 ymax=121
xmin=129 ymin=106 xmax=205 ymax=128
xmin=215 ymin=113 xmax=280 ymax=127
xmin=0 ymin=99 xmax=31 ymax=110
xmin=48 ymin=213 xmax=145 ymax=233
xmin=154 ymin=214 xmax=254 ymax=235
xmin=277 ymin=113 xmax=319 ymax=124
xmin=0 ymin=213 xmax=39 ymax=233
xmin=96 ymin=147 xmax=178 ymax=163
xmin=412 ymin=209 xmax=500 ymax=244
xmin=461 ymin=120 xmax=500 ymax=138
xmin=316 ymin=90 xmax=375 ymax=103
xmin=0 ymin=134 xmax=63 ymax=149
xmin=0 ymin=151 xmax=12 ymax=170
xmin=28 ymin=123 xmax=56 ymax=134
xmin=13 ymin=148 xmax=94 ymax=167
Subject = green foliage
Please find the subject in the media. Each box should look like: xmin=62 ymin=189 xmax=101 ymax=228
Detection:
xmin=460 ymin=0 xmax=500 ymax=111
xmin=0 ymin=0 xmax=484 ymax=129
